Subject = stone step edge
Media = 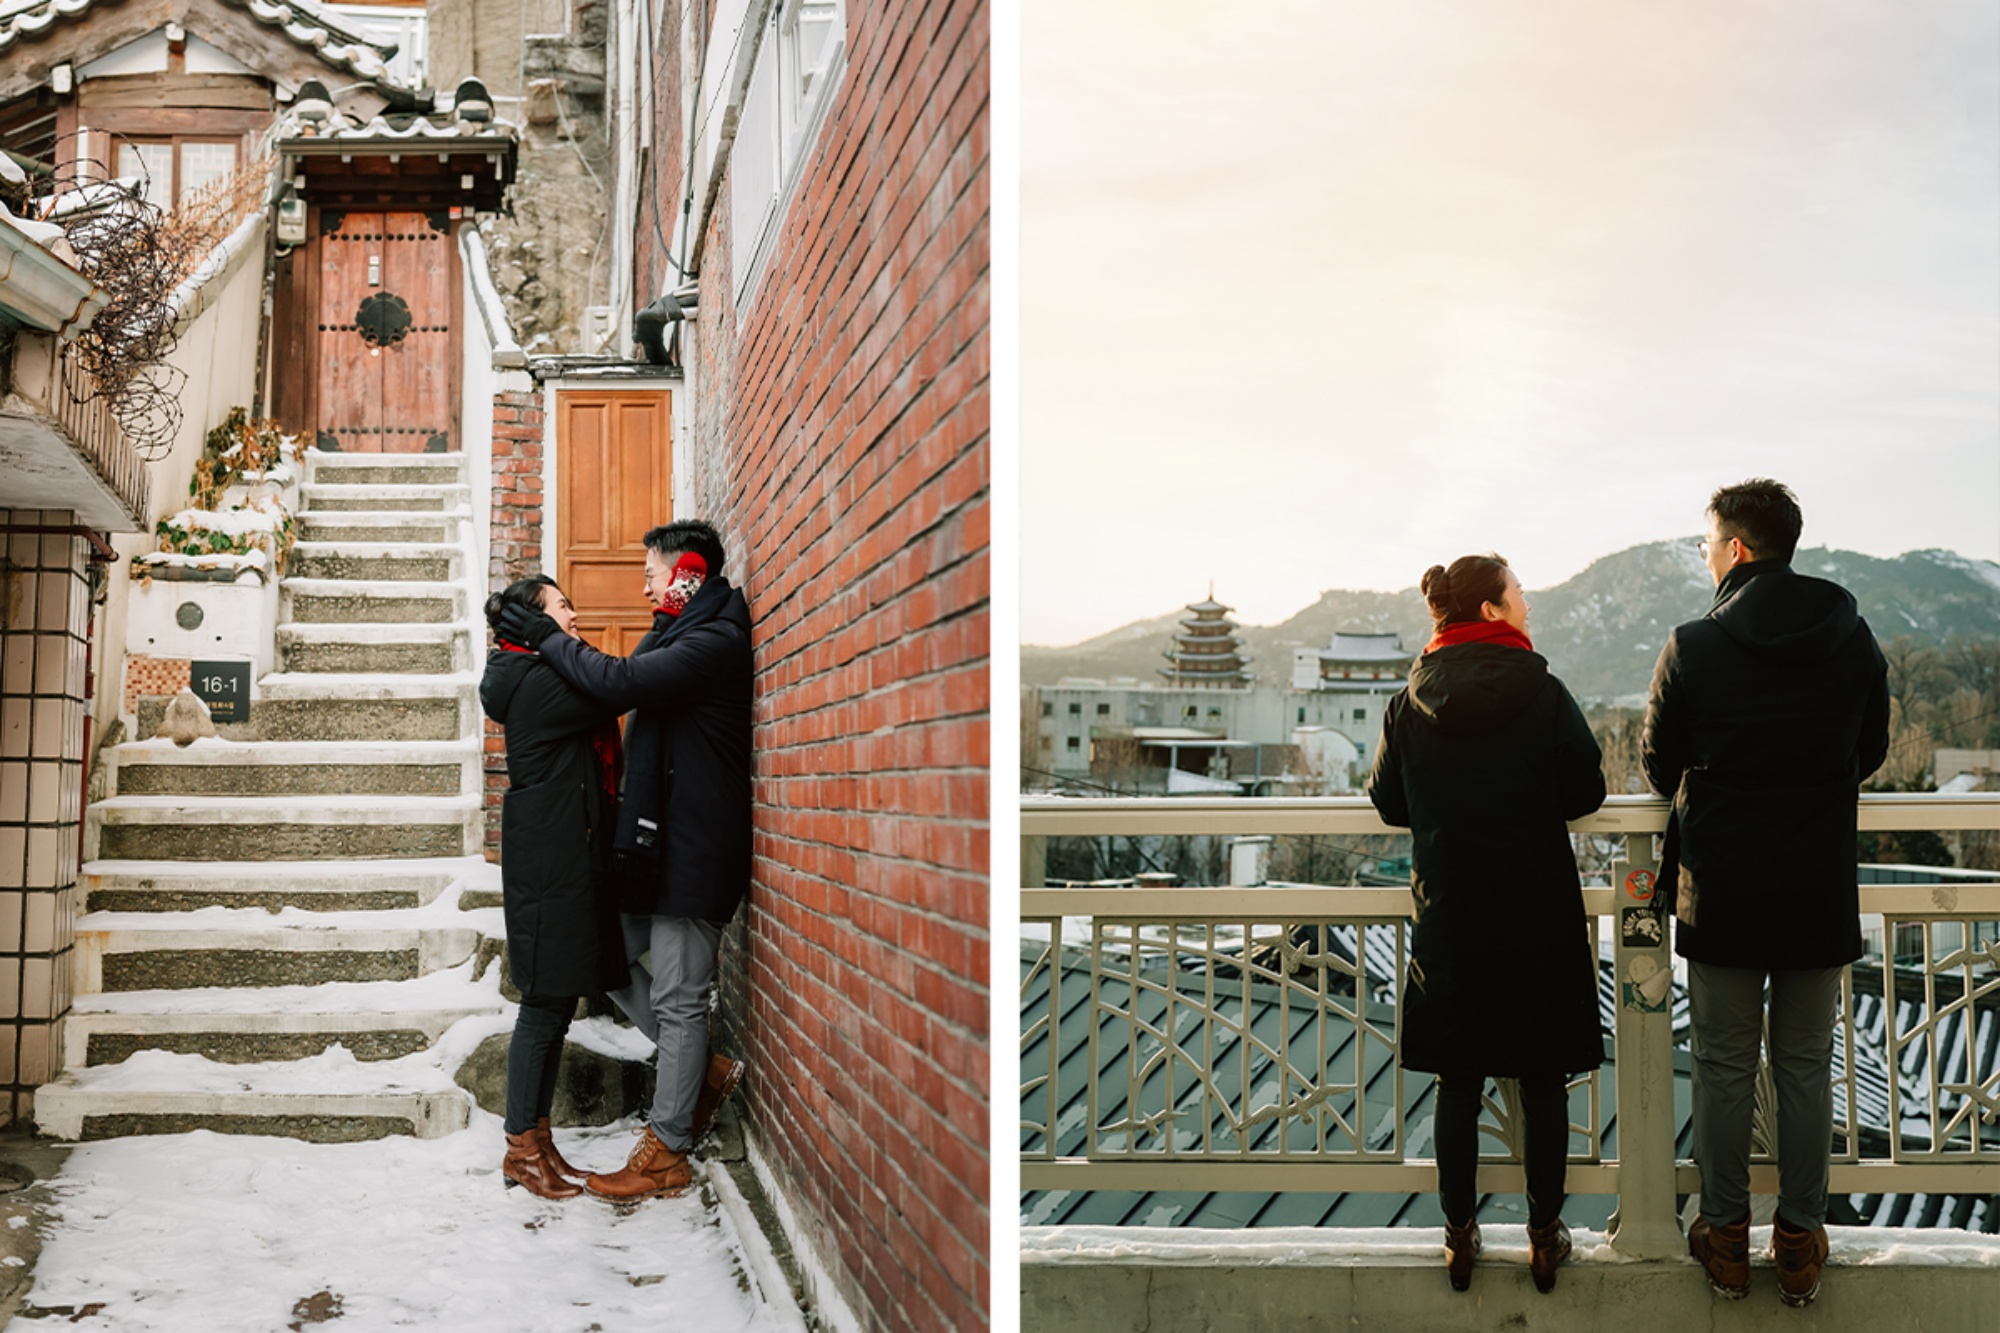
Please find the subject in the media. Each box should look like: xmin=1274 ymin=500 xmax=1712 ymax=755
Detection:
xmin=62 ymin=1005 xmax=500 ymax=1060
xmin=73 ymin=927 xmax=487 ymax=995
xmin=278 ymin=624 xmax=469 ymax=642
xmin=83 ymin=855 xmax=487 ymax=879
xmin=111 ymin=738 xmax=480 ymax=763
xmin=281 ymin=577 xmax=464 ymax=597
xmin=291 ymin=542 xmax=465 ymax=557
xmin=32 ymin=1085 xmax=473 ymax=1141
xmin=88 ymin=797 xmax=482 ymax=824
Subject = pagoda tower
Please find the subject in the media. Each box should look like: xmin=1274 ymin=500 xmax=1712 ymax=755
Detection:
xmin=1160 ymin=587 xmax=1255 ymax=686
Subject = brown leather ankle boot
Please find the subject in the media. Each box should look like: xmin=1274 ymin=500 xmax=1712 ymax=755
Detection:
xmin=503 ymin=1129 xmax=582 ymax=1199
xmin=1443 ymin=1218 xmax=1481 ymax=1291
xmin=1771 ymin=1216 xmax=1829 ymax=1307
xmin=1688 ymin=1214 xmax=1751 ymax=1299
xmin=585 ymin=1126 xmax=691 ymax=1203
xmin=690 ymin=1054 xmax=746 ymax=1147
xmin=1527 ymin=1217 xmax=1571 ymax=1293
xmin=535 ymin=1117 xmax=587 ymax=1181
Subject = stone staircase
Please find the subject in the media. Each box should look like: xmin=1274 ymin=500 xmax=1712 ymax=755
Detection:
xmin=37 ymin=450 xmax=509 ymax=1142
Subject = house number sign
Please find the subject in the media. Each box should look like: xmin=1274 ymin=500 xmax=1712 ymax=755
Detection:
xmin=191 ymin=660 xmax=250 ymax=723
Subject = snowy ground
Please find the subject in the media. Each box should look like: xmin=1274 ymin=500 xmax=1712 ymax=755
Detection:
xmin=19 ymin=1115 xmax=792 ymax=1332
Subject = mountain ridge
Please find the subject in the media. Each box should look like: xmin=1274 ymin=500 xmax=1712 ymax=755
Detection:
xmin=1023 ymin=542 xmax=2000 ymax=702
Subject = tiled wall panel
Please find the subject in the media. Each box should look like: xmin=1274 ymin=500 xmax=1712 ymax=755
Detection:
xmin=0 ymin=510 xmax=91 ymax=1125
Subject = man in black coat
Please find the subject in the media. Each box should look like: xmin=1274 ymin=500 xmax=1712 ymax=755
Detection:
xmin=500 ymin=519 xmax=752 ymax=1202
xmin=1641 ymin=479 xmax=1889 ymax=1307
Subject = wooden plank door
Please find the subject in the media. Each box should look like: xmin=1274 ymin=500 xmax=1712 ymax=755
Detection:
xmin=557 ymin=391 xmax=672 ymax=655
xmin=314 ymin=211 xmax=457 ymax=452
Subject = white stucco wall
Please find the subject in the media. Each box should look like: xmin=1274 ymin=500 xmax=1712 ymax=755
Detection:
xmin=93 ymin=217 xmax=269 ymax=740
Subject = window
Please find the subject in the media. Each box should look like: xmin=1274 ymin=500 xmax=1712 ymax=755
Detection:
xmin=114 ymin=138 xmax=237 ymax=209
xmin=1066 ymin=736 xmax=1081 ymax=751
xmin=1207 ymin=707 xmax=1221 ymax=719
xmin=178 ymin=141 xmax=237 ymax=199
xmin=115 ymin=141 xmax=173 ymax=208
xmin=1297 ymin=707 xmax=1305 ymax=723
xmin=1183 ymin=705 xmax=1197 ymax=720
xmin=1353 ymin=708 xmax=1366 ymax=722
xmin=1067 ymin=702 xmax=1081 ymax=716
xmin=1041 ymin=702 xmax=1052 ymax=717
xmin=730 ymin=0 xmax=846 ymax=302
xmin=1095 ymin=703 xmax=1110 ymax=717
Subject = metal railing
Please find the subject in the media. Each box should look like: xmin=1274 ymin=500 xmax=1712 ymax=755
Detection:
xmin=50 ymin=341 xmax=150 ymax=528
xmin=1020 ymin=793 xmax=2000 ymax=1257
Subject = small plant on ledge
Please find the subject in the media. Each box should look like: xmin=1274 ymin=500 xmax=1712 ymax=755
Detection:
xmin=132 ymin=407 xmax=302 ymax=583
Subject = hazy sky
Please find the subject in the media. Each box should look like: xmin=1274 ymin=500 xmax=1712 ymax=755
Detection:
xmin=1021 ymin=1 xmax=2000 ymax=645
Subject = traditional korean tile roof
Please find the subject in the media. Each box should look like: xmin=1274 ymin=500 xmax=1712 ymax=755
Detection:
xmin=0 ymin=0 xmax=408 ymax=89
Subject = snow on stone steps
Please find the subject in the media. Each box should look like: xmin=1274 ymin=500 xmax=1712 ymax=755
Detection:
xmin=82 ymin=855 xmax=479 ymax=913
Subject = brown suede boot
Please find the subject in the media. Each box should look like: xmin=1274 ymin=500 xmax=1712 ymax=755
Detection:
xmin=535 ymin=1116 xmax=587 ymax=1181
xmin=503 ymin=1129 xmax=582 ymax=1200
xmin=690 ymin=1053 xmax=746 ymax=1147
xmin=1688 ymin=1214 xmax=1751 ymax=1299
xmin=1771 ymin=1216 xmax=1830 ymax=1307
xmin=585 ymin=1126 xmax=692 ymax=1202
xmin=1443 ymin=1218 xmax=1481 ymax=1292
xmin=1527 ymin=1217 xmax=1571 ymax=1293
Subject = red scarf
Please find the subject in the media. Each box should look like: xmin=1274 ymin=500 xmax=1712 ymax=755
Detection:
xmin=1425 ymin=620 xmax=1534 ymax=653
xmin=496 ymin=640 xmax=535 ymax=655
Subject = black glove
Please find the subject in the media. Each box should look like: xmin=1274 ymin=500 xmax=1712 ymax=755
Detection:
xmin=497 ymin=602 xmax=562 ymax=650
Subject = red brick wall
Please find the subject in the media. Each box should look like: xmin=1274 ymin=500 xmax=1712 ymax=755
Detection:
xmin=483 ymin=390 xmax=546 ymax=858
xmin=642 ymin=4 xmax=990 ymax=1329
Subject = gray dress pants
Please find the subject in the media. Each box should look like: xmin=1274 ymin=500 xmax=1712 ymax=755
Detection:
xmin=1687 ymin=960 xmax=1843 ymax=1231
xmin=606 ymin=913 xmax=723 ymax=1152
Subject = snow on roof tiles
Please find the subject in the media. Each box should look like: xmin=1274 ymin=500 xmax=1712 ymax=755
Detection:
xmin=0 ymin=0 xmax=407 ymax=90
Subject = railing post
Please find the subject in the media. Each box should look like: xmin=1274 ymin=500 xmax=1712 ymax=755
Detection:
xmin=1022 ymin=833 xmax=1046 ymax=894
xmin=1607 ymin=830 xmax=1682 ymax=1257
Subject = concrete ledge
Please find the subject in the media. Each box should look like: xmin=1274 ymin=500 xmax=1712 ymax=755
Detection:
xmin=1021 ymin=1226 xmax=2000 ymax=1333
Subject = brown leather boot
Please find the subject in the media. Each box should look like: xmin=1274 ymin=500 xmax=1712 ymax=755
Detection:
xmin=535 ymin=1116 xmax=587 ymax=1181
xmin=689 ymin=1053 xmax=746 ymax=1147
xmin=1688 ymin=1214 xmax=1751 ymax=1299
xmin=584 ymin=1126 xmax=691 ymax=1202
xmin=503 ymin=1129 xmax=582 ymax=1200
xmin=1771 ymin=1216 xmax=1829 ymax=1307
xmin=1527 ymin=1217 xmax=1571 ymax=1293
xmin=1443 ymin=1218 xmax=1481 ymax=1292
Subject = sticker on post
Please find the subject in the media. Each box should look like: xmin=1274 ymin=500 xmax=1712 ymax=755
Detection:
xmin=1621 ymin=955 xmax=1671 ymax=1013
xmin=1620 ymin=906 xmax=1662 ymax=948
xmin=1623 ymin=868 xmax=1657 ymax=903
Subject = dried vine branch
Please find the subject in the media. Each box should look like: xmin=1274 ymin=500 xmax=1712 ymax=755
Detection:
xmin=22 ymin=137 xmax=269 ymax=461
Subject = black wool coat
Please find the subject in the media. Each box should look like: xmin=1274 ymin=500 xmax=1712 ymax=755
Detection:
xmin=1640 ymin=561 xmax=1890 ymax=970
xmin=534 ymin=577 xmax=754 ymax=923
xmin=478 ymin=649 xmax=629 ymax=998
xmin=1368 ymin=643 xmax=1608 ymax=1078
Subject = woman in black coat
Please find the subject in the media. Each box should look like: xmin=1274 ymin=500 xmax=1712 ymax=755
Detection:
xmin=1367 ymin=553 xmax=1607 ymax=1294
xmin=478 ymin=575 xmax=628 ymax=1199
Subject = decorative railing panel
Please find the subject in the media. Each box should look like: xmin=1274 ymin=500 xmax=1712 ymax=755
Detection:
xmin=1021 ymin=794 xmax=2000 ymax=1250
xmin=51 ymin=340 xmax=150 ymax=527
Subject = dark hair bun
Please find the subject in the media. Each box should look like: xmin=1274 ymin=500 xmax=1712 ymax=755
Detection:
xmin=1420 ymin=564 xmax=1451 ymax=608
xmin=482 ymin=591 xmax=507 ymax=632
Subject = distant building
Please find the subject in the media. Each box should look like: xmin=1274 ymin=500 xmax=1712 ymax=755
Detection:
xmin=1160 ymin=592 xmax=1255 ymax=686
xmin=1029 ymin=594 xmax=1418 ymax=794
xmin=1293 ymin=630 xmax=1415 ymax=691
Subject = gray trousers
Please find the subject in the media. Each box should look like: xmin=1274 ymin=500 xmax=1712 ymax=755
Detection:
xmin=1688 ymin=960 xmax=1843 ymax=1231
xmin=606 ymin=913 xmax=722 ymax=1152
